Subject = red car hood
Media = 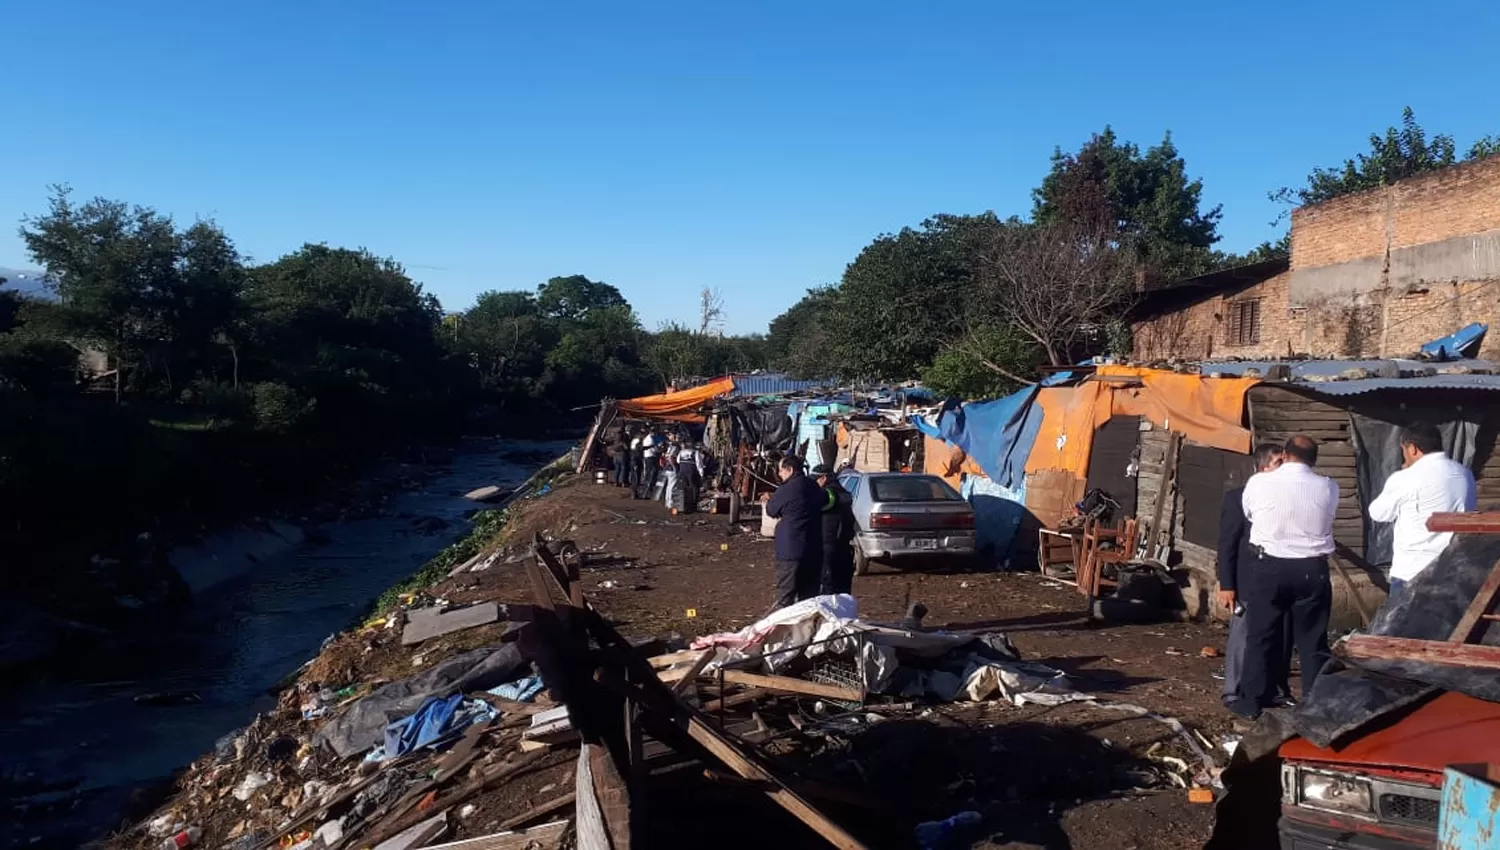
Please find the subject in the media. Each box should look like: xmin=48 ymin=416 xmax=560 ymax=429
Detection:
xmin=1280 ymin=691 xmax=1500 ymax=774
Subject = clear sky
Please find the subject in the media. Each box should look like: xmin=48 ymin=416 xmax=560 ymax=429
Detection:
xmin=4 ymin=1 xmax=1498 ymax=334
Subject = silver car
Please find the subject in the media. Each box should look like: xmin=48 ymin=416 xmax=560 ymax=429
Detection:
xmin=838 ymin=471 xmax=976 ymax=575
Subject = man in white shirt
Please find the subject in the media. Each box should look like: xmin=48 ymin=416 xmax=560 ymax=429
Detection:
xmin=1233 ymin=435 xmax=1339 ymax=719
xmin=1367 ymin=421 xmax=1476 ymax=600
xmin=637 ymin=431 xmax=660 ymax=500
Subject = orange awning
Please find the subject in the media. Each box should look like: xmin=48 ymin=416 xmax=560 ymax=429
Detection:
xmin=616 ymin=376 xmax=736 ymax=422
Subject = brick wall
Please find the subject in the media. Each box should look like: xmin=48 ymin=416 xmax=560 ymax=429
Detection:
xmin=1132 ymin=275 xmax=1500 ymax=360
xmin=1291 ymin=155 xmax=1500 ymax=269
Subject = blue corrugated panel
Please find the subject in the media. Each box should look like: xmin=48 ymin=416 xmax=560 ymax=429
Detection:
xmin=1295 ymin=374 xmax=1500 ymax=396
xmin=729 ymin=373 xmax=834 ymax=397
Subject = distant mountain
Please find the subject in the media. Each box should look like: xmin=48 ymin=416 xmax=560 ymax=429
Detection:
xmin=0 ymin=267 xmax=56 ymax=300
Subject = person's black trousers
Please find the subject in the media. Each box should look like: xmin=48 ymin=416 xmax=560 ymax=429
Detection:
xmin=774 ymin=555 xmax=823 ymax=609
xmin=821 ymin=545 xmax=854 ymax=595
xmin=1235 ymin=554 xmax=1332 ymax=717
xmin=611 ymin=456 xmax=627 ymax=486
xmin=637 ymin=462 xmax=659 ymax=500
xmin=629 ymin=452 xmax=644 ymax=491
xmin=677 ymin=466 xmax=700 ymax=513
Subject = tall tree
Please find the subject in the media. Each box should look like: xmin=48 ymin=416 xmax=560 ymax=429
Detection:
xmin=1269 ymin=107 xmax=1500 ymax=209
xmin=535 ymin=275 xmax=627 ymax=322
xmin=1034 ymin=129 xmax=1223 ymax=282
xmin=698 ymin=287 xmax=726 ymax=336
xmin=766 ymin=286 xmax=839 ymax=379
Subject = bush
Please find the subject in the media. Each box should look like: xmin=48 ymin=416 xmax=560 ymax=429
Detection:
xmin=249 ymin=381 xmax=312 ymax=432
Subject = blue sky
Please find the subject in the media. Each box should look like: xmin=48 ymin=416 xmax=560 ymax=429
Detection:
xmin=4 ymin=1 xmax=1498 ymax=334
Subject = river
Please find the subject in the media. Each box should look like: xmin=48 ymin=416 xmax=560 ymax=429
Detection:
xmin=0 ymin=436 xmax=572 ymax=849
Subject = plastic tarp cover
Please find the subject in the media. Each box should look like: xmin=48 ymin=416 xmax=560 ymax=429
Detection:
xmin=1026 ymin=382 xmax=1113 ymax=478
xmin=922 ymin=435 xmax=985 ymax=489
xmin=916 ymin=387 xmax=1044 ymax=489
xmin=315 ymin=643 xmax=528 ymax=757
xmin=1103 ymin=367 xmax=1257 ymax=454
xmin=1293 ymin=533 xmax=1500 ymax=748
xmin=1348 ymin=409 xmax=1480 ymax=565
xmin=689 ymin=595 xmax=1072 ymax=703
xmin=730 ymin=402 xmax=794 ymax=449
xmin=617 ymin=376 xmax=736 ymax=422
xmin=961 ymin=475 xmax=1027 ymax=565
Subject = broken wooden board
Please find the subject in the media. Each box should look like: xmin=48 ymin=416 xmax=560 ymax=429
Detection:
xmin=575 ymin=744 xmax=612 ymax=850
xmin=424 ymin=821 xmax=569 ymax=850
xmin=374 ymin=811 xmax=449 ymax=850
xmin=402 ymin=602 xmax=502 ymax=646
xmin=712 ymin=671 xmax=862 ymax=703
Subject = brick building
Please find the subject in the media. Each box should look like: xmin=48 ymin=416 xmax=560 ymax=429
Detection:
xmin=1132 ymin=156 xmax=1500 ymax=361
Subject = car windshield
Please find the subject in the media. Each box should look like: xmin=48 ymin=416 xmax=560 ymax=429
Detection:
xmin=870 ymin=476 xmax=961 ymax=502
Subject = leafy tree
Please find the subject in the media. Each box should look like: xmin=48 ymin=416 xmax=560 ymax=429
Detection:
xmin=536 ymin=274 xmax=627 ymax=322
xmin=1217 ymin=233 xmax=1291 ymax=268
xmin=456 ymin=290 xmax=554 ymax=394
xmin=1034 ymin=129 xmax=1222 ymax=282
xmin=828 ymin=214 xmax=999 ymax=380
xmin=923 ymin=323 xmax=1038 ymax=400
xmin=767 ymin=286 xmax=840 ymax=379
xmin=1270 ymin=108 xmax=1500 ymax=209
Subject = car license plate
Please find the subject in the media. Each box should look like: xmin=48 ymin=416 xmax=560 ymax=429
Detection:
xmin=910 ymin=538 xmax=938 ymax=550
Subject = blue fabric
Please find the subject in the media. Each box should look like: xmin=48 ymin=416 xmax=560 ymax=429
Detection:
xmin=489 ymin=676 xmax=545 ymax=702
xmin=383 ymin=693 xmax=464 ymax=758
xmin=1420 ymin=322 xmax=1488 ymax=361
xmin=961 ymin=475 xmax=1027 ymax=565
xmin=929 ymin=386 xmax=1042 ymax=489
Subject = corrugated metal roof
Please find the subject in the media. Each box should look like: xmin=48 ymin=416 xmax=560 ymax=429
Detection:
xmin=1288 ymin=374 xmax=1500 ymax=396
xmin=1203 ymin=357 xmax=1499 ymax=378
xmin=729 ymin=373 xmax=834 ymax=397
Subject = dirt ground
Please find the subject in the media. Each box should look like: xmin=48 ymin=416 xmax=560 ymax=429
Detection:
xmin=434 ymin=474 xmax=1238 ymax=849
xmin=115 ymin=471 xmax=1240 ymax=850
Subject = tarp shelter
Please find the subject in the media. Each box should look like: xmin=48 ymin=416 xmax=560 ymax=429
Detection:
xmin=910 ymin=386 xmax=1044 ymax=489
xmin=617 ymin=376 xmax=736 ymax=422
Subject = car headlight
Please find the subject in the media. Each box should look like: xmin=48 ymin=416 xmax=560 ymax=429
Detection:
xmin=1300 ymin=772 xmax=1374 ymax=815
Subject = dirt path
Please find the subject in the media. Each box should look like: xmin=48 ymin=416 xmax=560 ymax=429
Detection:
xmin=437 ymin=476 xmax=1237 ymax=848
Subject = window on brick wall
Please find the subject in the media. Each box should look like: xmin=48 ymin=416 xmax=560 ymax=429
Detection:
xmin=1227 ymin=298 xmax=1262 ymax=346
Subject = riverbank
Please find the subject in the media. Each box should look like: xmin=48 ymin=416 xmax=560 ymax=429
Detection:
xmin=100 ymin=467 xmax=1244 ymax=850
xmin=0 ymin=437 xmax=573 ymax=850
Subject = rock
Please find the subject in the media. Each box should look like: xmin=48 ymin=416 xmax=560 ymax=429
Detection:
xmin=465 ymin=485 xmax=505 ymax=502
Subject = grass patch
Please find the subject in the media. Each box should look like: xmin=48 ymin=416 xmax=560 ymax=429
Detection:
xmin=375 ymin=507 xmax=513 ymax=612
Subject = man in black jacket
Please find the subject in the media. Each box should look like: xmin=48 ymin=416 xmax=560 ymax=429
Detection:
xmin=813 ymin=464 xmax=857 ymax=595
xmin=762 ymin=455 xmax=824 ymax=609
xmin=1218 ymin=443 xmax=1294 ymax=709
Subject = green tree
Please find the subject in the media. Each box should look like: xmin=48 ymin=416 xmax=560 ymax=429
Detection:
xmin=922 ymin=323 xmax=1038 ymax=400
xmin=766 ymin=286 xmax=840 ymax=379
xmin=536 ymin=274 xmax=627 ymax=322
xmin=1034 ymin=128 xmax=1223 ymax=283
xmin=455 ymin=290 xmax=554 ymax=394
xmin=1269 ymin=107 xmax=1500 ymax=209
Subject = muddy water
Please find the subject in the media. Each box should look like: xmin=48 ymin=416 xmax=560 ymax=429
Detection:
xmin=0 ymin=437 xmax=572 ymax=849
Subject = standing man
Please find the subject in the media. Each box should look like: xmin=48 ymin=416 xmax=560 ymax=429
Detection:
xmin=1234 ymin=435 xmax=1338 ymax=719
xmin=1368 ymin=421 xmax=1476 ymax=602
xmin=608 ymin=434 xmax=629 ymax=488
xmin=1218 ymin=443 xmax=1294 ymax=710
xmin=813 ymin=464 xmax=857 ymax=595
xmin=628 ymin=429 xmax=645 ymax=495
xmin=675 ymin=440 xmax=703 ymax=514
xmin=660 ymin=434 xmax=680 ymax=509
xmin=762 ymin=456 xmax=825 ymax=609
xmin=637 ymin=429 xmax=660 ymax=500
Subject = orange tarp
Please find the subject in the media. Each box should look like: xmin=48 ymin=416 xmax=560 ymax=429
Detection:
xmin=1024 ymin=368 xmax=1258 ymax=480
xmin=617 ymin=376 xmax=735 ymax=422
xmin=923 ymin=435 xmax=985 ymax=489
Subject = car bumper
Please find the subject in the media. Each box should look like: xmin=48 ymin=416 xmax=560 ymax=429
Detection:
xmin=1278 ymin=810 xmax=1432 ymax=850
xmin=856 ymin=532 xmax=976 ymax=559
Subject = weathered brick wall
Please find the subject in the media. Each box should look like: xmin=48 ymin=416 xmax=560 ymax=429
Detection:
xmin=1291 ymin=155 xmax=1500 ymax=269
xmin=1135 ymin=276 xmax=1500 ymax=361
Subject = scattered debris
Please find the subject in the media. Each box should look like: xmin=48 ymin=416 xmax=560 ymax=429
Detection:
xmin=400 ymin=602 xmax=503 ymax=646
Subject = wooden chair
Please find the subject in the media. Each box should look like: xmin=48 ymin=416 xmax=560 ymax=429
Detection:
xmin=1077 ymin=517 xmax=1140 ymax=601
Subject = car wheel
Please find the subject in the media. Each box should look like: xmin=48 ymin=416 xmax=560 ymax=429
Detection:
xmin=854 ymin=546 xmax=871 ymax=576
xmin=727 ymin=492 xmax=742 ymax=524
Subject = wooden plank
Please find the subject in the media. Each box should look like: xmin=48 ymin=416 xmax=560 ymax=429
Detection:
xmin=1340 ymin=635 xmax=1500 ymax=670
xmin=402 ymin=603 xmax=502 ymax=646
xmin=425 ymin=822 xmax=568 ymax=850
xmin=684 ymin=715 xmax=870 ymax=849
xmin=717 ymin=670 xmax=863 ymax=702
xmin=496 ymin=793 xmax=577 ymax=832
xmin=1429 ymin=512 xmax=1500 ymax=534
xmin=669 ymin=650 xmax=716 ymax=697
xmin=1450 ymin=562 xmax=1500 ymax=642
xmin=647 ymin=649 xmax=705 ymax=669
xmin=1328 ymin=553 xmax=1375 ymax=626
xmin=575 ymin=744 xmax=612 ymax=850
xmin=701 ymin=688 xmax=770 ymax=713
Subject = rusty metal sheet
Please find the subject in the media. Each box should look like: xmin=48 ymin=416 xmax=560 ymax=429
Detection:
xmin=1439 ymin=764 xmax=1500 ymax=850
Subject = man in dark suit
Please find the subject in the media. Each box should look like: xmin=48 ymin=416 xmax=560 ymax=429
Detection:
xmin=762 ymin=455 xmax=825 ymax=609
xmin=1218 ymin=443 xmax=1293 ymax=710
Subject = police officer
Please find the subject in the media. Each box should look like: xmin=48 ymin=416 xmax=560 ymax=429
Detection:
xmin=637 ymin=430 xmax=660 ymax=500
xmin=813 ymin=464 xmax=857 ymax=595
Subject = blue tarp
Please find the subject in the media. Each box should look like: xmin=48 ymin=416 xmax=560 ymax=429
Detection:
xmin=961 ymin=475 xmax=1027 ymax=567
xmin=1419 ymin=323 xmax=1487 ymax=361
xmin=912 ymin=386 xmax=1043 ymax=489
xmin=383 ymin=693 xmax=464 ymax=758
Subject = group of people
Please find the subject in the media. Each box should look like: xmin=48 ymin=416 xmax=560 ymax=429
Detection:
xmin=762 ymin=455 xmax=857 ymax=609
xmin=606 ymin=427 xmax=715 ymax=513
xmin=1217 ymin=422 xmax=1476 ymax=720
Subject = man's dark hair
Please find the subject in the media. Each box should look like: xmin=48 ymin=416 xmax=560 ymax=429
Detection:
xmin=1400 ymin=421 xmax=1443 ymax=455
xmin=1253 ymin=442 xmax=1283 ymax=469
xmin=1284 ymin=435 xmax=1319 ymax=465
xmin=779 ymin=455 xmax=804 ymax=474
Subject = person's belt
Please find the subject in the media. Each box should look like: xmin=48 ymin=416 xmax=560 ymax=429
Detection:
xmin=1252 ymin=545 xmax=1331 ymax=561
